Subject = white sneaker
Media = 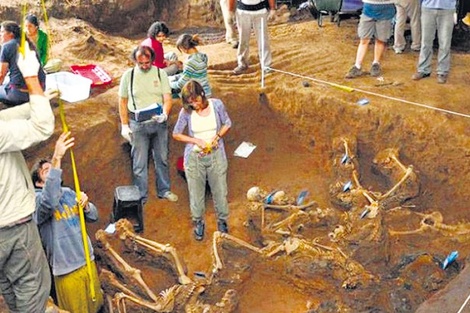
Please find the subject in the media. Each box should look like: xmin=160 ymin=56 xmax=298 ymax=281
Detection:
xmin=232 ymin=65 xmax=247 ymax=75
xmin=160 ymin=191 xmax=178 ymax=202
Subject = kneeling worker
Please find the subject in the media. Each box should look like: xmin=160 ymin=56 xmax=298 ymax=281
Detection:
xmin=31 ymin=132 xmax=103 ymax=313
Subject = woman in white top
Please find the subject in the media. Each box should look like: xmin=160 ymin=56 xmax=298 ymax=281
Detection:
xmin=172 ymin=80 xmax=232 ymax=241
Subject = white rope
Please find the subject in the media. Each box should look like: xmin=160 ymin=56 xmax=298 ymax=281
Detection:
xmin=260 ymin=17 xmax=265 ymax=89
xmin=457 ymin=292 xmax=470 ymax=313
xmin=266 ymin=67 xmax=470 ymax=119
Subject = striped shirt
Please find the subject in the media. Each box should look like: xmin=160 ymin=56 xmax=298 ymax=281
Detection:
xmin=170 ymin=52 xmax=212 ymax=97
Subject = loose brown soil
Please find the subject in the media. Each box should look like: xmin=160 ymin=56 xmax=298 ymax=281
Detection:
xmin=1 ymin=1 xmax=470 ymax=312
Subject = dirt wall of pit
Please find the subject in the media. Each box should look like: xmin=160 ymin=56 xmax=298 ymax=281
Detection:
xmin=267 ymin=83 xmax=470 ymax=217
xmin=0 ymin=0 xmax=223 ymax=35
xmin=23 ymin=93 xmax=127 ymax=234
xmin=3 ymin=2 xmax=470 ymax=311
xmin=23 ymin=81 xmax=470 ymax=231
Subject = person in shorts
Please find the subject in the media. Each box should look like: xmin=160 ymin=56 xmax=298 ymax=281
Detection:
xmin=345 ymin=0 xmax=396 ymax=79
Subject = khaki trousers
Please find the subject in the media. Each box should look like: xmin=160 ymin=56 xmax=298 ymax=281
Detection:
xmin=394 ymin=0 xmax=421 ymax=51
xmin=220 ymin=0 xmax=238 ymax=43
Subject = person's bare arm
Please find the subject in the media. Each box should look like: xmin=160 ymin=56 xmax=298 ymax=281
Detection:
xmin=51 ymin=132 xmax=75 ymax=169
xmin=162 ymin=93 xmax=172 ymax=116
xmin=173 ymin=132 xmax=207 ymax=150
xmin=119 ymin=97 xmax=129 ymax=124
xmin=268 ymin=0 xmax=276 ymax=10
xmin=0 ymin=62 xmax=8 ymax=83
xmin=228 ymin=0 xmax=236 ymax=12
xmin=24 ymin=76 xmax=44 ymax=96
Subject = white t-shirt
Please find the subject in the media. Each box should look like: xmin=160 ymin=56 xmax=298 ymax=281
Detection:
xmin=191 ymin=100 xmax=217 ymax=152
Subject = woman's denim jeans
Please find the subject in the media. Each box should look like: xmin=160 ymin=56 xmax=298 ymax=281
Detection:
xmin=185 ymin=148 xmax=229 ymax=222
xmin=0 ymin=85 xmax=30 ymax=107
xmin=129 ymin=119 xmax=170 ymax=201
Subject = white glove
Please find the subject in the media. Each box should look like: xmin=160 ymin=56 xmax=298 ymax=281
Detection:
xmin=121 ymin=124 xmax=132 ymax=142
xmin=153 ymin=113 xmax=168 ymax=123
xmin=44 ymin=88 xmax=60 ymax=100
xmin=268 ymin=9 xmax=276 ymax=22
xmin=17 ymin=42 xmax=40 ymax=78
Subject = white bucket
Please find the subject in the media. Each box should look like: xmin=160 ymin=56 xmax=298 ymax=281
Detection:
xmin=45 ymin=72 xmax=92 ymax=103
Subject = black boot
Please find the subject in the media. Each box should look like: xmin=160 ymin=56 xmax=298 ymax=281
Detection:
xmin=193 ymin=220 xmax=205 ymax=241
xmin=217 ymin=219 xmax=228 ymax=234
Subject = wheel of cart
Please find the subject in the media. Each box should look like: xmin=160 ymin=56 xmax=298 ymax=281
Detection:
xmin=307 ymin=0 xmax=319 ymax=19
xmin=311 ymin=0 xmax=341 ymax=27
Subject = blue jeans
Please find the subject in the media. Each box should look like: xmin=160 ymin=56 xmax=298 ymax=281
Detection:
xmin=185 ymin=149 xmax=229 ymax=222
xmin=418 ymin=8 xmax=455 ymax=75
xmin=0 ymin=220 xmax=51 ymax=313
xmin=0 ymin=85 xmax=30 ymax=107
xmin=129 ymin=119 xmax=171 ymax=201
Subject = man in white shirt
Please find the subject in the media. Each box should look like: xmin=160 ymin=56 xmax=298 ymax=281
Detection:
xmin=0 ymin=43 xmax=54 ymax=313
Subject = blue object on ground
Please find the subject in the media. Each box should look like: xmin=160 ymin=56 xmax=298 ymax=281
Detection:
xmin=341 ymin=153 xmax=350 ymax=164
xmin=296 ymin=190 xmax=309 ymax=205
xmin=360 ymin=208 xmax=370 ymax=219
xmin=442 ymin=251 xmax=459 ymax=269
xmin=264 ymin=190 xmax=278 ymax=204
xmin=194 ymin=271 xmax=207 ymax=278
xmin=343 ymin=181 xmax=352 ymax=192
xmin=357 ymin=98 xmax=370 ymax=106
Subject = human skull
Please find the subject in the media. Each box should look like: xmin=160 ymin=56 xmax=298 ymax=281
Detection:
xmin=247 ymin=186 xmax=262 ymax=202
xmin=272 ymin=190 xmax=288 ymax=205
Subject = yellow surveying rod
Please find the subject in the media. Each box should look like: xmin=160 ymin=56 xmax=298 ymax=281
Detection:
xmin=18 ymin=3 xmax=27 ymax=57
xmin=40 ymin=0 xmax=54 ymax=59
xmin=36 ymin=0 xmax=96 ymax=300
xmin=58 ymin=100 xmax=97 ymax=301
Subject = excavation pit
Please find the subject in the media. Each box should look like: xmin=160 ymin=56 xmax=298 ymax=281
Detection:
xmin=2 ymin=1 xmax=469 ymax=312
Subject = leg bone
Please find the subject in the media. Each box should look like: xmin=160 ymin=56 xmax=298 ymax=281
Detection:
xmin=96 ymin=230 xmax=159 ymax=302
xmin=115 ymin=219 xmax=191 ymax=285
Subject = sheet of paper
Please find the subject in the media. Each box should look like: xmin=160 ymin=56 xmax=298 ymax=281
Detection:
xmin=234 ymin=141 xmax=257 ymax=158
xmin=104 ymin=223 xmax=116 ymax=234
